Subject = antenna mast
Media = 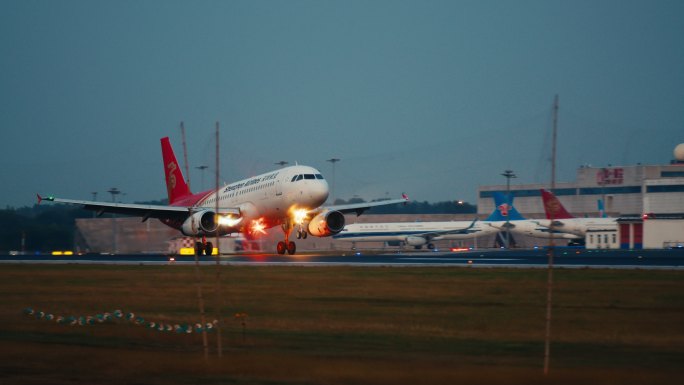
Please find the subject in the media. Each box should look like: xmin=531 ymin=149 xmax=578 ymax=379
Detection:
xmin=551 ymin=95 xmax=558 ymax=190
xmin=180 ymin=121 xmax=191 ymax=189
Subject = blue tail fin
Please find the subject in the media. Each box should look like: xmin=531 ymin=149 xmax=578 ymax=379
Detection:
xmin=485 ymin=192 xmax=526 ymax=221
xmin=597 ymin=199 xmax=607 ymax=218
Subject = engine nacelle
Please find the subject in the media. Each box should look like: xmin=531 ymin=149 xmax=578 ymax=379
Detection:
xmin=181 ymin=210 xmax=217 ymax=236
xmin=307 ymin=210 xmax=345 ymax=237
xmin=405 ymin=236 xmax=428 ymax=246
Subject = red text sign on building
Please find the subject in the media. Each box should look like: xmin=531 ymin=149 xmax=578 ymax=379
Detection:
xmin=596 ymin=168 xmax=624 ymax=185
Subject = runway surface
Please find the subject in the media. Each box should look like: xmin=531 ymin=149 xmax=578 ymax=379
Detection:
xmin=2 ymin=248 xmax=684 ymax=269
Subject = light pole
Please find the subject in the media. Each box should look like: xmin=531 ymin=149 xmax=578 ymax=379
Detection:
xmin=501 ymin=170 xmax=517 ymax=248
xmin=196 ymin=165 xmax=208 ymax=191
xmin=326 ymin=158 xmax=341 ymax=203
xmin=107 ymin=187 xmax=121 ymax=254
xmin=91 ymin=192 xmax=98 ymax=218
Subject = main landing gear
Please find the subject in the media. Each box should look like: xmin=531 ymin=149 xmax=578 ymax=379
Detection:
xmin=276 ymin=240 xmax=296 ymax=255
xmin=194 ymin=237 xmax=213 ymax=256
xmin=276 ymin=221 xmax=301 ymax=255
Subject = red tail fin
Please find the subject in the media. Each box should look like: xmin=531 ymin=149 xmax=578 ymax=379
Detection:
xmin=540 ymin=189 xmax=574 ymax=219
xmin=161 ymin=137 xmax=192 ymax=204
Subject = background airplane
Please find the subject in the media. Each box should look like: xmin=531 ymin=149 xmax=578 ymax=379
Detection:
xmin=334 ymin=191 xmax=538 ymax=250
xmin=537 ymin=189 xmax=617 ymax=237
xmin=485 ymin=192 xmax=583 ymax=242
xmin=39 ymin=137 xmax=408 ymax=255
xmin=333 ymin=217 xmax=495 ymax=250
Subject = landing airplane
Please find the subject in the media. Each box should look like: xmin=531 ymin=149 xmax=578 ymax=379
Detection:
xmin=38 ymin=137 xmax=408 ymax=255
xmin=537 ymin=189 xmax=617 ymax=237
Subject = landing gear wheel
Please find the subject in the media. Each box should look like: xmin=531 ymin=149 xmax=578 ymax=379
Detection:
xmin=302 ymin=231 xmax=308 ymax=239
xmin=276 ymin=241 xmax=287 ymax=255
xmin=205 ymin=242 xmax=213 ymax=256
xmin=427 ymin=243 xmax=435 ymax=250
xmin=195 ymin=242 xmax=203 ymax=256
xmin=296 ymin=231 xmax=301 ymax=239
xmin=287 ymin=241 xmax=296 ymax=255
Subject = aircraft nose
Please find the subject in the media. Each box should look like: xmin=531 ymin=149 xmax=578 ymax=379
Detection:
xmin=311 ymin=180 xmax=329 ymax=206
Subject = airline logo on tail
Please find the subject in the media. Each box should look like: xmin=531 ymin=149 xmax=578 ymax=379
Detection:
xmin=161 ymin=137 xmax=192 ymax=204
xmin=540 ymin=189 xmax=573 ymax=219
xmin=498 ymin=203 xmax=509 ymax=217
xmin=485 ymin=192 xmax=525 ymax=221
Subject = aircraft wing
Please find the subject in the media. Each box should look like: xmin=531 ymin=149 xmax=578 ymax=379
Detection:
xmin=413 ymin=218 xmax=479 ymax=240
xmin=37 ymin=195 xmax=240 ymax=221
xmin=532 ymin=220 xmax=565 ymax=228
xmin=324 ymin=195 xmax=410 ymax=216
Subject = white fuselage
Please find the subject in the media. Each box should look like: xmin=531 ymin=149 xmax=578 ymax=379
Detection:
xmin=334 ymin=220 xmax=499 ymax=246
xmin=485 ymin=220 xmax=581 ymax=239
xmin=193 ymin=165 xmax=329 ymax=229
xmin=532 ymin=217 xmax=617 ymax=237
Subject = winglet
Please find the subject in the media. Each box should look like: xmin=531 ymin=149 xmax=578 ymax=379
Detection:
xmin=402 ymin=193 xmax=409 ymax=204
xmin=37 ymin=194 xmax=55 ymax=205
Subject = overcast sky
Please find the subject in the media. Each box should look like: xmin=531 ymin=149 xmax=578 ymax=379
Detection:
xmin=1 ymin=0 xmax=683 ymax=208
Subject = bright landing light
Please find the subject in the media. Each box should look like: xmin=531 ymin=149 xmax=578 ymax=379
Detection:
xmin=289 ymin=206 xmax=310 ymax=225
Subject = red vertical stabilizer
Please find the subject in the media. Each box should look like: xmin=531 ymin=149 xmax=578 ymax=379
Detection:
xmin=161 ymin=137 xmax=192 ymax=205
xmin=540 ymin=189 xmax=574 ymax=219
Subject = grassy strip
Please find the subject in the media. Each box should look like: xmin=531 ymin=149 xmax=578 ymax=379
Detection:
xmin=1 ymin=264 xmax=682 ymax=384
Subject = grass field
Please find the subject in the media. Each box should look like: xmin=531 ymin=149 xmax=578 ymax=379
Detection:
xmin=1 ymin=264 xmax=682 ymax=384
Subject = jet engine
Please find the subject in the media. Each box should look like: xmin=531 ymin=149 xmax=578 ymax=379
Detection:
xmin=405 ymin=236 xmax=428 ymax=246
xmin=307 ymin=210 xmax=345 ymax=237
xmin=181 ymin=210 xmax=217 ymax=236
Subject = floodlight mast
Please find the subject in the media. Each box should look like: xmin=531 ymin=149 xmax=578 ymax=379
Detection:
xmin=107 ymin=187 xmax=121 ymax=254
xmin=326 ymin=158 xmax=341 ymax=203
xmin=500 ymin=169 xmax=516 ymax=249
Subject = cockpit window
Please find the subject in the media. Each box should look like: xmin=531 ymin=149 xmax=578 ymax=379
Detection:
xmin=292 ymin=174 xmax=319 ymax=182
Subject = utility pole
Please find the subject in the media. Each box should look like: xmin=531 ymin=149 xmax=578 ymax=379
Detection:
xmin=107 ymin=188 xmax=120 ymax=254
xmin=326 ymin=158 xmax=341 ymax=203
xmin=544 ymin=94 xmax=559 ymax=375
xmin=196 ymin=165 xmax=208 ymax=191
xmin=214 ymin=121 xmax=223 ymax=358
xmin=501 ymin=169 xmax=516 ymax=248
xmin=91 ymin=192 xmax=98 ymax=218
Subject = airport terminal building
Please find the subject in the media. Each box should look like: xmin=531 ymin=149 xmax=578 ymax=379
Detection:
xmin=477 ymin=146 xmax=684 ymax=218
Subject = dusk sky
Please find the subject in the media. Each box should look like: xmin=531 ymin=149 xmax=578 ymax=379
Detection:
xmin=2 ymin=0 xmax=683 ymax=208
